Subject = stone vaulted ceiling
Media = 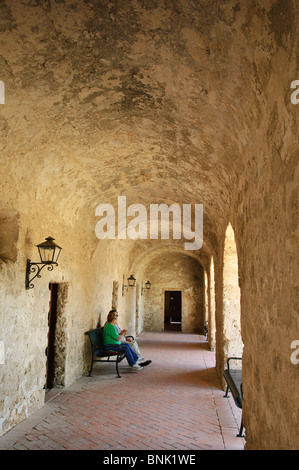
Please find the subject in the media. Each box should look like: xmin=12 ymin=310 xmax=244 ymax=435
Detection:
xmin=0 ymin=0 xmax=297 ymax=265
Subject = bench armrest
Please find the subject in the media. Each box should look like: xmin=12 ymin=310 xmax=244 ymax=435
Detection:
xmin=126 ymin=335 xmax=135 ymax=341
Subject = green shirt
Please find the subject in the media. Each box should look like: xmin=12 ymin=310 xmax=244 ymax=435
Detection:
xmin=103 ymin=322 xmax=120 ymax=345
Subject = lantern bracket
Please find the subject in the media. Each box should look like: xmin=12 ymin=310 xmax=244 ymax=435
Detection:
xmin=25 ymin=237 xmax=62 ymax=290
xmin=25 ymin=259 xmax=58 ymax=290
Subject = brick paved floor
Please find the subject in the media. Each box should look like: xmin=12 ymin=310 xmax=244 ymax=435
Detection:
xmin=0 ymin=331 xmax=244 ymax=451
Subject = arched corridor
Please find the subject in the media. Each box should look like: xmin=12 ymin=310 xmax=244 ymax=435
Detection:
xmin=0 ymin=0 xmax=298 ymax=450
xmin=222 ymin=224 xmax=243 ymax=364
xmin=0 ymin=331 xmax=244 ymax=451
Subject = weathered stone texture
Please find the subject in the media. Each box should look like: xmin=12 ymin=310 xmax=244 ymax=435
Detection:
xmin=0 ymin=0 xmax=298 ymax=449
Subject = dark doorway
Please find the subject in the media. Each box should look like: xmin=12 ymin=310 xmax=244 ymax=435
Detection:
xmin=45 ymin=283 xmax=58 ymax=389
xmin=164 ymin=291 xmax=182 ymax=331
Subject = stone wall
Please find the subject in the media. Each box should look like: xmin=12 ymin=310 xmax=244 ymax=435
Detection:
xmin=233 ymin=2 xmax=298 ymax=448
xmin=0 ymin=0 xmax=298 ymax=450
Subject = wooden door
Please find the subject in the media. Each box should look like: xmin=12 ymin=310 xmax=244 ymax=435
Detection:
xmin=45 ymin=283 xmax=58 ymax=389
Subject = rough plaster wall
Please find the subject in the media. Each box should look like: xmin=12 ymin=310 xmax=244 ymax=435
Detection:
xmin=237 ymin=143 xmax=299 ymax=448
xmin=209 ymin=0 xmax=298 ymax=449
xmin=0 ymin=252 xmax=53 ymax=435
xmin=237 ymin=159 xmax=299 ymax=449
xmin=0 ymin=210 xmax=19 ymax=262
xmin=0 ymin=228 xmax=90 ymax=434
xmin=0 ymin=225 xmax=134 ymax=435
xmin=0 ymin=0 xmax=297 ymax=450
xmin=232 ymin=2 xmax=299 ymax=450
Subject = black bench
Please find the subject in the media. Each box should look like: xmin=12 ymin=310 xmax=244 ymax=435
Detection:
xmin=85 ymin=327 xmax=126 ymax=378
xmin=223 ymin=357 xmax=244 ymax=437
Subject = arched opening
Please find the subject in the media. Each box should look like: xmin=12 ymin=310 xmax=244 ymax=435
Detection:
xmin=209 ymin=257 xmax=216 ymax=351
xmin=0 ymin=0 xmax=297 ymax=450
xmin=134 ymin=250 xmax=205 ymax=334
xmin=222 ymin=224 xmax=243 ymax=361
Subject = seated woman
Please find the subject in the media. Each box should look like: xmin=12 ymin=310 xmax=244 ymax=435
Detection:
xmin=108 ymin=309 xmax=151 ymax=367
xmin=103 ymin=310 xmax=143 ymax=371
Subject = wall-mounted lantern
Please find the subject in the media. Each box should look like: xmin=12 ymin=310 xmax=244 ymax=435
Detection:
xmin=25 ymin=236 xmax=62 ymax=290
xmin=141 ymin=280 xmax=151 ymax=295
xmin=122 ymin=274 xmax=136 ymax=296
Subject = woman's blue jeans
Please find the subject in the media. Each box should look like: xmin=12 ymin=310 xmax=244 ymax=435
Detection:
xmin=104 ymin=343 xmax=139 ymax=366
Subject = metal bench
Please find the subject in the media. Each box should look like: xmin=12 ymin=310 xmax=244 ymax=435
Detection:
xmin=223 ymin=357 xmax=244 ymax=437
xmin=85 ymin=327 xmax=126 ymax=378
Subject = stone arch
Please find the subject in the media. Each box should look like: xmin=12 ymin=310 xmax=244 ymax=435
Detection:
xmin=222 ymin=223 xmax=243 ymax=361
xmin=135 ymin=248 xmax=205 ymax=333
xmin=209 ymin=257 xmax=216 ymax=351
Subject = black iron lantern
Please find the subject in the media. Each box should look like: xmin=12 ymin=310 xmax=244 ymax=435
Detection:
xmin=25 ymin=237 xmax=62 ymax=289
xmin=36 ymin=236 xmax=62 ymax=264
xmin=122 ymin=274 xmax=136 ymax=296
xmin=141 ymin=280 xmax=151 ymax=295
xmin=127 ymin=274 xmax=136 ymax=287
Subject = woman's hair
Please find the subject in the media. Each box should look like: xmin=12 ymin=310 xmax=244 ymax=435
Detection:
xmin=107 ymin=309 xmax=117 ymax=323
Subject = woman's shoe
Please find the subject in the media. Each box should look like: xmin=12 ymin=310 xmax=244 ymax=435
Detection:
xmin=132 ymin=364 xmax=143 ymax=370
xmin=138 ymin=360 xmax=152 ymax=367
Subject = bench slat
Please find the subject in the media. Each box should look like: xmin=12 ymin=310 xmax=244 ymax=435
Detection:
xmin=223 ymin=369 xmax=242 ymax=408
xmin=85 ymin=328 xmax=126 ymax=378
xmin=223 ymin=357 xmax=244 ymax=437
